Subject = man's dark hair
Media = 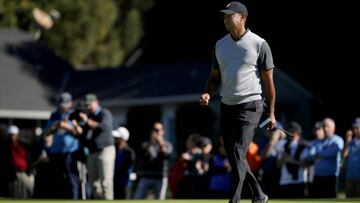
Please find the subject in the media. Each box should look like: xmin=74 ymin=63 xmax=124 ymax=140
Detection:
xmin=287 ymin=121 xmax=302 ymax=135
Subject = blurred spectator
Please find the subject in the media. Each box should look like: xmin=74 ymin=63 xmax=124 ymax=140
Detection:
xmin=0 ymin=124 xmax=6 ymax=142
xmin=169 ymin=133 xmax=201 ymax=198
xmin=134 ymin=122 xmax=173 ymax=200
xmin=175 ymin=133 xmax=206 ymax=199
xmin=342 ymin=117 xmax=360 ymax=197
xmin=258 ymin=123 xmax=285 ymax=198
xmin=241 ymin=141 xmax=262 ymax=199
xmin=68 ymin=99 xmax=89 ymax=200
xmin=192 ymin=136 xmax=213 ymax=198
xmin=43 ymin=92 xmax=83 ymax=199
xmin=3 ymin=125 xmax=34 ymax=198
xmin=0 ymin=124 xmax=8 ymax=196
xmin=276 ymin=121 xmax=308 ymax=198
xmin=307 ymin=118 xmax=344 ymax=198
xmin=247 ymin=141 xmax=262 ymax=173
xmin=208 ymin=137 xmax=232 ymax=199
xmin=112 ymin=126 xmax=135 ymax=199
xmin=197 ymin=136 xmax=213 ymax=175
xmin=32 ymin=134 xmax=54 ymax=198
xmin=79 ymin=93 xmax=115 ymax=200
xmin=302 ymin=121 xmax=325 ymax=197
xmin=175 ymin=135 xmax=213 ymax=199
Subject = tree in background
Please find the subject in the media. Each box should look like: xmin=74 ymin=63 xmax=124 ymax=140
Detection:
xmin=0 ymin=0 xmax=153 ymax=68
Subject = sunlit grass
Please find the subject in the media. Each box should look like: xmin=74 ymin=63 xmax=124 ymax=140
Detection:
xmin=1 ymin=199 xmax=360 ymax=203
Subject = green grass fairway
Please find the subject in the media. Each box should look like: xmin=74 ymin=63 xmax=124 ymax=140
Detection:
xmin=1 ymin=199 xmax=360 ymax=203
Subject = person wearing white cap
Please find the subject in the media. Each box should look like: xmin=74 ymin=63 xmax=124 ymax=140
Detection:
xmin=3 ymin=125 xmax=35 ymax=198
xmin=112 ymin=127 xmax=135 ymax=199
xmin=113 ymin=127 xmax=130 ymax=142
xmin=7 ymin=125 xmax=20 ymax=135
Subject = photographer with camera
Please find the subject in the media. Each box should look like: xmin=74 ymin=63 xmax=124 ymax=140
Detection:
xmin=42 ymin=92 xmax=83 ymax=199
xmin=78 ymin=93 xmax=115 ymax=200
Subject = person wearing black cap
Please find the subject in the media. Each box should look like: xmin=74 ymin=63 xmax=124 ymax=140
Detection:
xmin=43 ymin=92 xmax=83 ymax=199
xmin=199 ymin=1 xmax=276 ymax=203
xmin=276 ymin=122 xmax=308 ymax=198
xmin=78 ymin=93 xmax=115 ymax=200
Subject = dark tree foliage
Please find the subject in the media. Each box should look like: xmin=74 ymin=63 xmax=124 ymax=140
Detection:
xmin=0 ymin=0 xmax=154 ymax=68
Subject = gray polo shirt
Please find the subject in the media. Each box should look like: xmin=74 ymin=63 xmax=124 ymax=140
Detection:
xmin=213 ymin=29 xmax=274 ymax=105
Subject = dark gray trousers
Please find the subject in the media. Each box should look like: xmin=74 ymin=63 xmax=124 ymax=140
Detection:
xmin=220 ymin=100 xmax=264 ymax=203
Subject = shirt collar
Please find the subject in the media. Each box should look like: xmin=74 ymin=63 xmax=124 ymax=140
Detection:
xmin=93 ymin=106 xmax=101 ymax=116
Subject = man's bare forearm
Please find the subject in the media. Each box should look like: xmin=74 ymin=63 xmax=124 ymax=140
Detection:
xmin=261 ymin=69 xmax=276 ymax=114
xmin=265 ymin=86 xmax=275 ymax=114
xmin=203 ymin=69 xmax=221 ymax=96
xmin=87 ymin=119 xmax=99 ymax=129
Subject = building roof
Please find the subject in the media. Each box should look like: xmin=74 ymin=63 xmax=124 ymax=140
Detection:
xmin=0 ymin=28 xmax=73 ymax=119
xmin=66 ymin=63 xmax=318 ymax=107
xmin=66 ymin=63 xmax=211 ymax=106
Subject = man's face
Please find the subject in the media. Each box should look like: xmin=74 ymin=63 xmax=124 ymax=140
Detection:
xmin=314 ymin=128 xmax=325 ymax=140
xmin=323 ymin=120 xmax=335 ymax=138
xmin=223 ymin=13 xmax=245 ymax=32
xmin=353 ymin=126 xmax=360 ymax=138
xmin=86 ymin=101 xmax=98 ymax=113
xmin=152 ymin=123 xmax=164 ymax=137
xmin=59 ymin=101 xmax=72 ymax=112
xmin=10 ymin=133 xmax=18 ymax=143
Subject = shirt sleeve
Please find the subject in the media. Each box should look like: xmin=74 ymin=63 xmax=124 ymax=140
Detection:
xmin=43 ymin=112 xmax=57 ymax=132
xmin=212 ymin=46 xmax=220 ymax=71
xmin=164 ymin=142 xmax=173 ymax=156
xmin=97 ymin=109 xmax=113 ymax=132
xmin=257 ymin=41 xmax=275 ymax=71
xmin=317 ymin=138 xmax=344 ymax=159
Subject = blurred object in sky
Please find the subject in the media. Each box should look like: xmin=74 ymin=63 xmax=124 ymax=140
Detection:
xmin=32 ymin=7 xmax=53 ymax=30
xmin=49 ymin=9 xmax=61 ymax=20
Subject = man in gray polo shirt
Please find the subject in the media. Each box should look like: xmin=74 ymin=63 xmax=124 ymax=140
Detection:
xmin=199 ymin=1 xmax=276 ymax=203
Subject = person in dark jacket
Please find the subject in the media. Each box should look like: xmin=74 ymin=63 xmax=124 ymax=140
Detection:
xmin=276 ymin=121 xmax=309 ymax=198
xmin=134 ymin=122 xmax=173 ymax=200
xmin=79 ymin=93 xmax=115 ymax=200
xmin=112 ymin=126 xmax=135 ymax=199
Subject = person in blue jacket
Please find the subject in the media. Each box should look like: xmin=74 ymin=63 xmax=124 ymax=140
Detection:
xmin=342 ymin=117 xmax=360 ymax=197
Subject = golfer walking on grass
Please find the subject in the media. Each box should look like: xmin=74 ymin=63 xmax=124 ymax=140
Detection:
xmin=199 ymin=1 xmax=276 ymax=203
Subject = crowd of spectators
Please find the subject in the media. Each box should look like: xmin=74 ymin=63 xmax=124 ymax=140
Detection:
xmin=0 ymin=92 xmax=359 ymax=199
